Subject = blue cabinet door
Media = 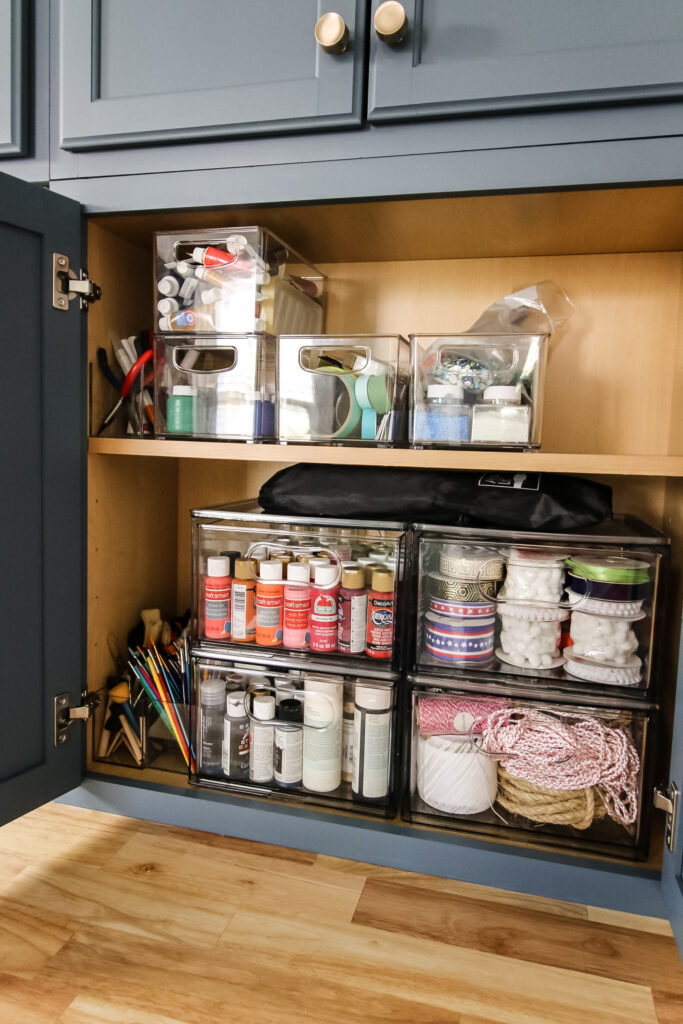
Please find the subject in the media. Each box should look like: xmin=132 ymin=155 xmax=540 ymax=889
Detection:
xmin=0 ymin=0 xmax=28 ymax=157
xmin=56 ymin=0 xmax=367 ymax=151
xmin=0 ymin=169 xmax=85 ymax=825
xmin=368 ymin=0 xmax=683 ymax=122
xmin=662 ymin=617 xmax=683 ymax=953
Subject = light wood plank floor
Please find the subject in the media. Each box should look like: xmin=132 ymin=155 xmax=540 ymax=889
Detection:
xmin=0 ymin=803 xmax=680 ymax=1024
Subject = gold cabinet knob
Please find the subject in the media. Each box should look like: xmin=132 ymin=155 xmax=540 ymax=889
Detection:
xmin=374 ymin=1 xmax=408 ymax=45
xmin=315 ymin=12 xmax=350 ymax=54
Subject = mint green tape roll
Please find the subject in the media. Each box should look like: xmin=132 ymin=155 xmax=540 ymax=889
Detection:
xmin=367 ymin=373 xmax=392 ymax=414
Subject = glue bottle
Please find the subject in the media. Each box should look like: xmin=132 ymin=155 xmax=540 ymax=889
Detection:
xmin=255 ymin=560 xmax=284 ymax=647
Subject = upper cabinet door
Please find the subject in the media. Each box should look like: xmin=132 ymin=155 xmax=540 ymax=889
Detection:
xmin=0 ymin=169 xmax=85 ymax=825
xmin=368 ymin=0 xmax=683 ymax=123
xmin=57 ymin=0 xmax=367 ymax=151
xmin=0 ymin=0 xmax=28 ymax=157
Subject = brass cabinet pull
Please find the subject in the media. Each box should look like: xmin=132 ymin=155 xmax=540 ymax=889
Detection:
xmin=374 ymin=1 xmax=408 ymax=45
xmin=314 ymin=12 xmax=350 ymax=55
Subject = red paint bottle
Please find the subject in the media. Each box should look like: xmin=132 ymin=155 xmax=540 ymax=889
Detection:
xmin=309 ymin=564 xmax=339 ymax=654
xmin=366 ymin=568 xmax=395 ymax=660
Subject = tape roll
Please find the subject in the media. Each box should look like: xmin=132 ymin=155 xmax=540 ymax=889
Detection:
xmin=361 ymin=407 xmax=377 ymax=440
xmin=312 ymin=367 xmax=362 ymax=440
xmin=367 ymin=374 xmax=392 ymax=414
xmin=355 ymin=374 xmax=372 ymax=409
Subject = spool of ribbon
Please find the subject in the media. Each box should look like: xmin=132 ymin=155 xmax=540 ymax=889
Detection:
xmin=418 ymin=696 xmax=508 ymax=736
xmin=428 ymin=571 xmax=498 ymax=602
xmin=416 ymin=734 xmax=497 ymax=815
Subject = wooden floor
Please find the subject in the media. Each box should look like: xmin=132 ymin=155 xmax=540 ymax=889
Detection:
xmin=0 ymin=804 xmax=680 ymax=1024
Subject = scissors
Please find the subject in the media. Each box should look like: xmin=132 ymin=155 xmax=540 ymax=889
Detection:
xmin=96 ymin=348 xmax=154 ymax=436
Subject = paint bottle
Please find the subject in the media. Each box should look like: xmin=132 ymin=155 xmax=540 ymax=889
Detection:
xmin=352 ymin=684 xmax=392 ymax=801
xmin=204 ymin=556 xmax=231 ymax=640
xmin=158 ymin=274 xmax=180 ymax=297
xmin=166 ymin=385 xmax=196 ymax=434
xmin=249 ymin=693 xmax=275 ymax=783
xmin=283 ymin=561 xmax=311 ymax=650
xmin=157 ymin=297 xmax=180 ymax=316
xmin=341 ymin=683 xmax=355 ymax=783
xmin=274 ymin=699 xmax=304 ymax=788
xmin=366 ymin=568 xmax=396 ymax=660
xmin=231 ymin=558 xmax=257 ymax=643
xmin=158 ymin=305 xmax=215 ymax=332
xmin=303 ymin=676 xmax=343 ymax=793
xmin=222 ymin=690 xmax=249 ymax=780
xmin=275 ymin=679 xmax=300 ymax=705
xmin=192 ymin=245 xmax=240 ymax=268
xmin=309 ymin=564 xmax=339 ymax=654
xmin=255 ymin=560 xmax=284 ymax=647
xmin=338 ymin=566 xmax=368 ymax=656
xmin=199 ymin=678 xmax=225 ymax=777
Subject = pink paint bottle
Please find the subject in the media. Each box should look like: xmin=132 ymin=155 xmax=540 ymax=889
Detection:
xmin=283 ymin=562 xmax=311 ymax=650
xmin=338 ymin=565 xmax=368 ymax=656
xmin=309 ymin=564 xmax=339 ymax=654
xmin=204 ymin=557 xmax=231 ymax=640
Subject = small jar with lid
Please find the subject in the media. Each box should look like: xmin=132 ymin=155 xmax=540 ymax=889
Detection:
xmin=414 ymin=384 xmax=471 ymax=444
xmin=470 ymin=385 xmax=531 ymax=445
xmin=166 ymin=385 xmax=196 ymax=434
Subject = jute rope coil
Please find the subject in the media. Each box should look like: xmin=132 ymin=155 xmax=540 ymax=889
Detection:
xmin=497 ymin=766 xmax=607 ymax=830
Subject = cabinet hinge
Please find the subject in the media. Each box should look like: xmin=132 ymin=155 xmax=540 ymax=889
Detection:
xmin=654 ymin=782 xmax=679 ymax=853
xmin=52 ymin=253 xmax=102 ymax=311
xmin=54 ymin=691 xmax=101 ymax=748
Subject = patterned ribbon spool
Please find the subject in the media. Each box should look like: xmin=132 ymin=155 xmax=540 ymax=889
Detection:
xmin=428 ymin=572 xmax=498 ymax=603
xmin=480 ymin=707 xmax=640 ymax=826
xmin=438 ymin=547 xmax=505 ymax=582
xmin=425 ymin=612 xmax=495 ymax=663
xmin=429 ymin=596 xmax=496 ymax=618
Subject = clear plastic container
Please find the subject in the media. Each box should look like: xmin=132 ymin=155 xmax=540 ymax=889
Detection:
xmin=406 ymin=686 xmax=652 ymax=859
xmin=409 ymin=334 xmax=546 ymax=450
xmin=154 ymin=227 xmax=325 ymax=336
xmin=277 ymin=334 xmax=410 ymax=445
xmin=154 ymin=333 xmax=276 ymax=441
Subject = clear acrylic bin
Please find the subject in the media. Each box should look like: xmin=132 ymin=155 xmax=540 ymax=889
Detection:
xmin=409 ymin=334 xmax=548 ymax=449
xmin=154 ymin=226 xmax=325 ymax=336
xmin=277 ymin=334 xmax=410 ymax=445
xmin=412 ymin=517 xmax=668 ymax=698
xmin=92 ymin=680 xmax=190 ymax=776
xmin=191 ymin=652 xmax=397 ymax=817
xmin=154 ymin=333 xmax=276 ymax=440
xmin=406 ymin=685 xmax=653 ymax=859
xmin=191 ymin=501 xmax=407 ymax=673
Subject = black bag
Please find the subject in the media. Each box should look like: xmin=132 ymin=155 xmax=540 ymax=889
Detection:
xmin=258 ymin=466 xmax=612 ymax=532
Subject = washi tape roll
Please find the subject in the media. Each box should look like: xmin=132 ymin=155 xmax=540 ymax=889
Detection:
xmin=361 ymin=406 xmax=377 ymax=440
xmin=312 ymin=367 xmax=362 ymax=440
xmin=424 ymin=612 xmax=495 ymax=663
xmin=429 ymin=597 xmax=497 ymax=618
xmin=428 ymin=571 xmax=498 ymax=602
xmin=439 ymin=545 xmax=505 ymax=581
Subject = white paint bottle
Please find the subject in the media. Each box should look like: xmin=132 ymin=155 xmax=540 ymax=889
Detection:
xmin=303 ymin=676 xmax=343 ymax=793
xmin=352 ymin=684 xmax=392 ymax=801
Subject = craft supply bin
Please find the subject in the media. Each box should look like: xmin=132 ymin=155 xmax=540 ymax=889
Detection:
xmin=405 ymin=684 xmax=654 ymax=859
xmin=191 ymin=501 xmax=408 ymax=674
xmin=409 ymin=334 xmax=548 ymax=450
xmin=154 ymin=226 xmax=325 ymax=336
xmin=190 ymin=652 xmax=398 ymax=817
xmin=411 ymin=516 xmax=668 ymax=699
xmin=153 ymin=333 xmax=276 ymax=441
xmin=277 ymin=334 xmax=410 ymax=445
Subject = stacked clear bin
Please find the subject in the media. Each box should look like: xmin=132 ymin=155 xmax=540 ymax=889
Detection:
xmin=192 ymin=653 xmax=397 ymax=816
xmin=409 ymin=334 xmax=548 ymax=449
xmin=153 ymin=227 xmax=325 ymax=441
xmin=277 ymin=334 xmax=410 ymax=446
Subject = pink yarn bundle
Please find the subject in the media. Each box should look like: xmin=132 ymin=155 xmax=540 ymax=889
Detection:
xmin=418 ymin=697 xmax=508 ymax=736
xmin=481 ymin=708 xmax=640 ymax=826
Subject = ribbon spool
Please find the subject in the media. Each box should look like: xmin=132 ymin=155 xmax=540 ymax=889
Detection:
xmin=417 ymin=696 xmax=508 ymax=736
xmin=439 ymin=546 xmax=505 ymax=581
xmin=424 ymin=612 xmax=495 ymax=663
xmin=564 ymin=654 xmax=642 ymax=686
xmin=428 ymin=571 xmax=497 ymax=602
xmin=416 ymin=734 xmax=497 ymax=815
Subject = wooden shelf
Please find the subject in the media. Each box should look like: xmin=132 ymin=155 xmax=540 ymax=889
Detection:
xmin=88 ymin=437 xmax=683 ymax=476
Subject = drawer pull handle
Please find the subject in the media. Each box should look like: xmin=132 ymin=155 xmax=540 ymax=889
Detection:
xmin=374 ymin=1 xmax=408 ymax=45
xmin=315 ymin=12 xmax=350 ymax=54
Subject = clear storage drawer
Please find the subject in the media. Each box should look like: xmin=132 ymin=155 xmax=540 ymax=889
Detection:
xmin=154 ymin=333 xmax=276 ymax=441
xmin=406 ymin=686 xmax=653 ymax=858
xmin=154 ymin=226 xmax=325 ymax=336
xmin=277 ymin=334 xmax=410 ymax=445
xmin=192 ymin=653 xmax=397 ymax=817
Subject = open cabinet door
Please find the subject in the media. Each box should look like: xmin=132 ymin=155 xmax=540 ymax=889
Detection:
xmin=662 ymin=617 xmax=683 ymax=951
xmin=0 ymin=170 xmax=86 ymax=825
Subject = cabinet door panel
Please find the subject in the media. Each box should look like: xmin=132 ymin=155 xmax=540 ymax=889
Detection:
xmin=0 ymin=0 xmax=28 ymax=157
xmin=57 ymin=0 xmax=366 ymax=151
xmin=368 ymin=0 xmax=683 ymax=122
xmin=0 ymin=170 xmax=84 ymax=825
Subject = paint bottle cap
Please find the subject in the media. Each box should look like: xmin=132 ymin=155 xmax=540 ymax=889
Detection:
xmin=287 ymin=562 xmax=310 ymax=583
xmin=359 ymin=562 xmax=382 ymax=585
xmin=176 ymin=260 xmax=194 ymax=277
xmin=427 ymin=383 xmax=464 ymax=399
xmin=171 ymin=385 xmax=196 ymax=397
xmin=207 ymin=556 xmax=230 ymax=577
xmin=308 ymin=557 xmax=332 ymax=568
xmin=226 ymin=234 xmax=248 ymax=254
xmin=260 ymin=560 xmax=283 ymax=581
xmin=158 ymin=316 xmax=171 ymax=331
xmin=158 ymin=275 xmax=180 ymax=297
xmin=252 ymin=694 xmax=276 ymax=721
xmin=342 ymin=566 xmax=365 ymax=589
xmin=157 ymin=297 xmax=179 ymax=315
xmin=483 ymin=385 xmax=522 ymax=402
xmin=226 ymin=690 xmax=248 ymax=717
xmin=192 ymin=246 xmax=208 ymax=263
xmin=355 ymin=683 xmax=392 ymax=711
xmin=234 ymin=558 xmax=257 ymax=580
xmin=371 ymin=568 xmax=395 ymax=593
xmin=314 ymin=564 xmax=338 ymax=586
xmin=279 ymin=698 xmax=303 ymax=723
xmin=220 ymin=550 xmax=241 ymax=574
xmin=200 ymin=678 xmax=226 ymax=705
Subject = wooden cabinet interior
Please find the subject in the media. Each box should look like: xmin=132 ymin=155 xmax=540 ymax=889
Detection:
xmin=84 ymin=185 xmax=683 ymax=862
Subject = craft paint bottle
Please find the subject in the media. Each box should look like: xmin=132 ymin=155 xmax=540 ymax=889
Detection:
xmin=158 ymin=274 xmax=180 ymax=297
xmin=341 ymin=683 xmax=355 ymax=783
xmin=199 ymin=678 xmax=225 ymax=777
xmin=303 ymin=676 xmax=343 ymax=793
xmin=231 ymin=558 xmax=257 ymax=643
xmin=352 ymin=684 xmax=392 ymax=801
xmin=158 ymin=305 xmax=215 ymax=332
xmin=222 ymin=690 xmax=249 ymax=780
xmin=283 ymin=561 xmax=311 ymax=650
xmin=255 ymin=560 xmax=284 ymax=647
xmin=274 ymin=699 xmax=304 ymax=788
xmin=166 ymin=385 xmax=196 ymax=434
xmin=249 ymin=694 xmax=275 ymax=783
xmin=192 ymin=245 xmax=239 ymax=268
xmin=204 ymin=557 xmax=231 ymax=640
xmin=358 ymin=559 xmax=382 ymax=586
xmin=366 ymin=568 xmax=396 ymax=660
xmin=309 ymin=564 xmax=339 ymax=654
xmin=338 ymin=566 xmax=368 ymax=656
xmin=157 ymin=296 xmax=180 ymax=316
